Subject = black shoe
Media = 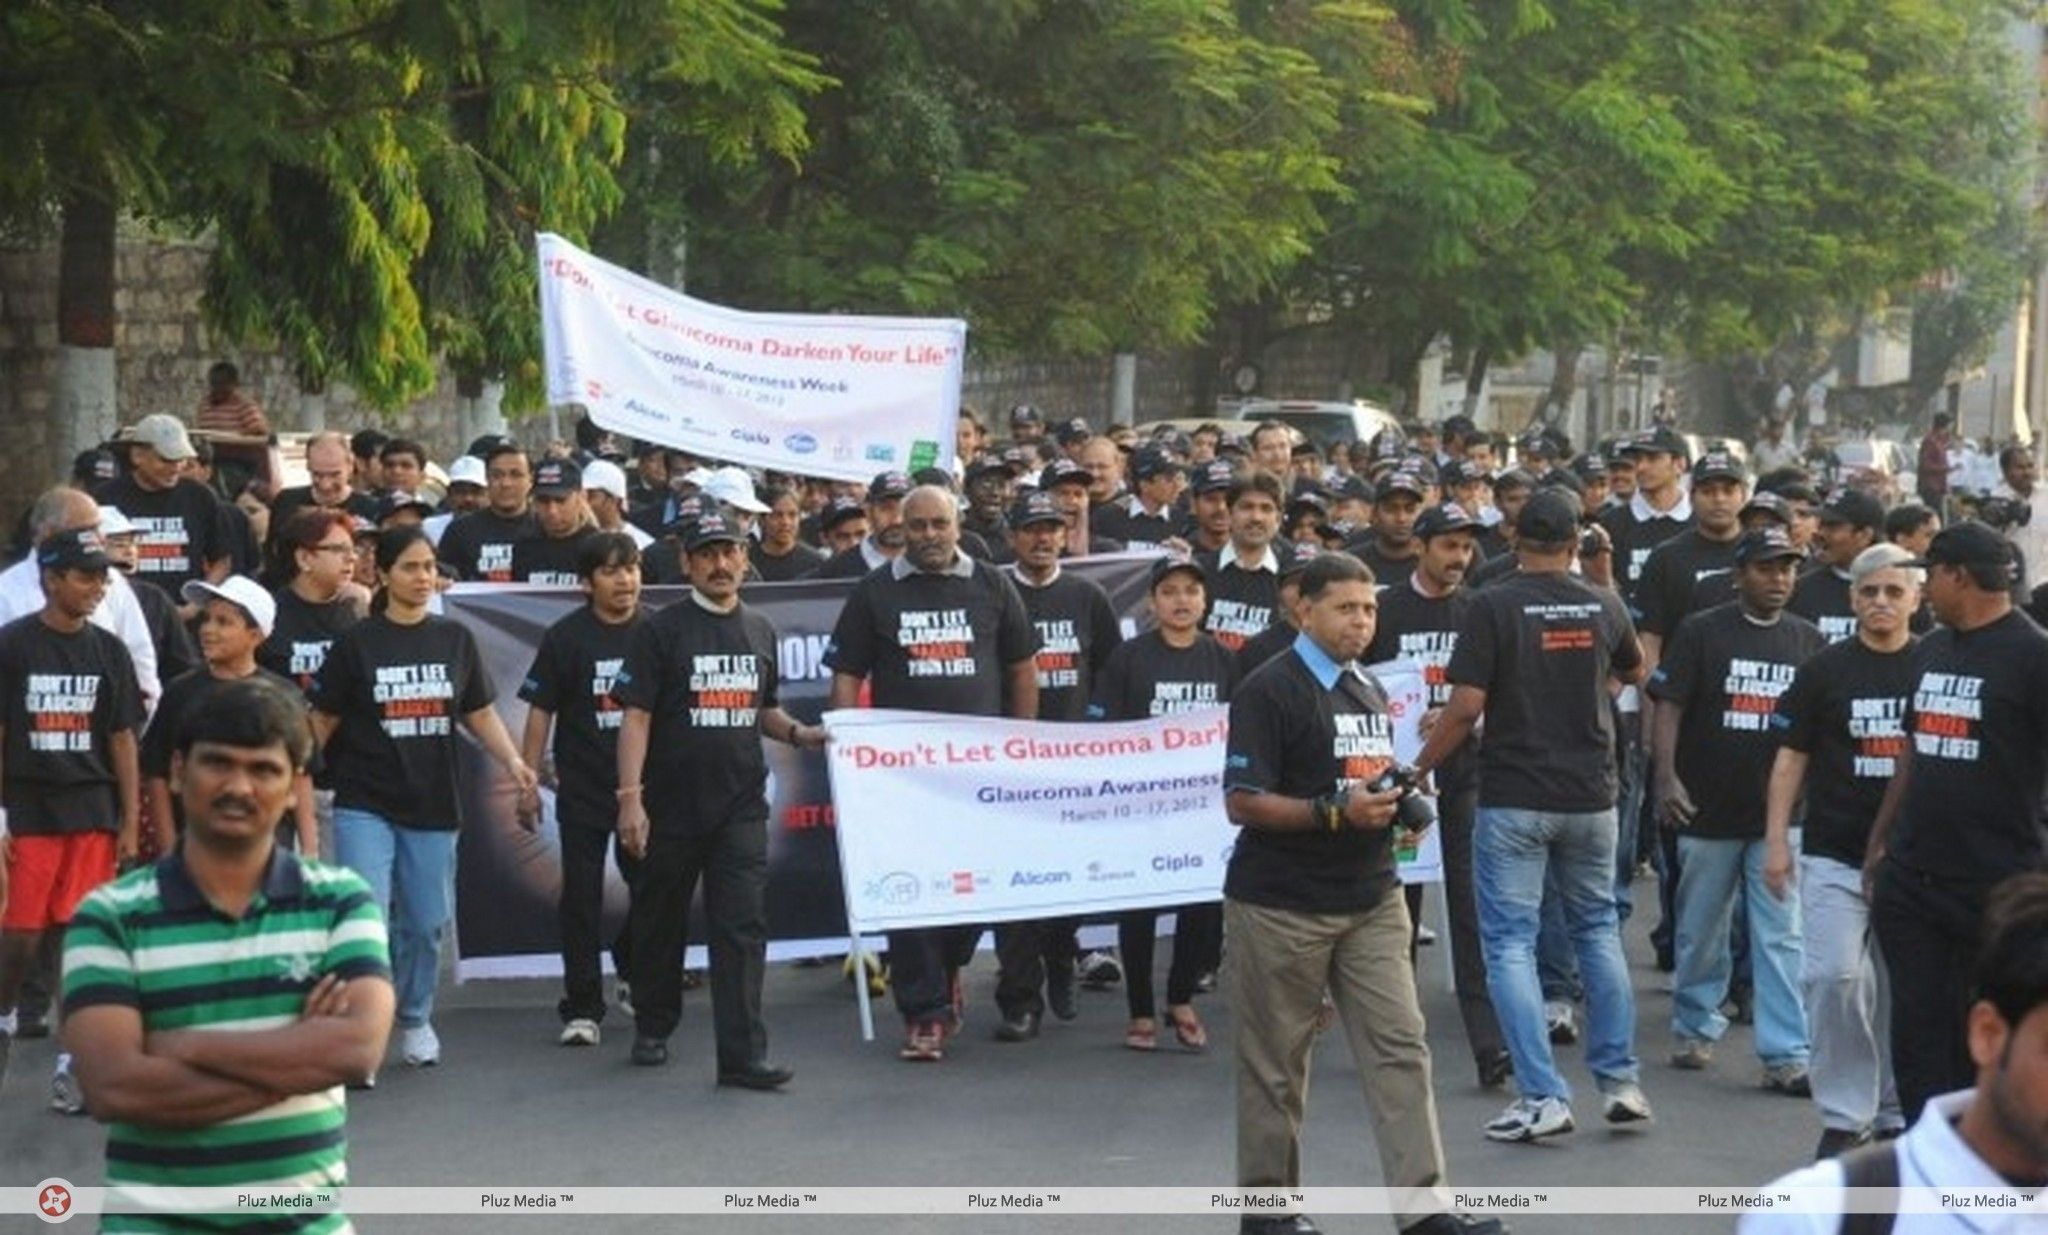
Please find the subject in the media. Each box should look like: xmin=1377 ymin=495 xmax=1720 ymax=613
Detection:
xmin=717 ymin=1061 xmax=794 ymax=1090
xmin=1046 ymin=963 xmax=1078 ymax=1021
xmin=994 ymin=1010 xmax=1041 ymax=1042
xmin=1476 ymin=1047 xmax=1514 ymax=1090
xmin=1814 ymin=1127 xmax=1871 ymax=1161
xmin=1403 ymin=1215 xmax=1507 ymax=1235
xmin=1240 ymin=1217 xmax=1321 ymax=1235
xmin=16 ymin=1010 xmax=49 ymax=1040
xmin=1725 ymin=988 xmax=1754 ymax=1026
xmin=1653 ymin=940 xmax=1675 ymax=973
xmin=630 ymin=1036 xmax=668 ymax=1066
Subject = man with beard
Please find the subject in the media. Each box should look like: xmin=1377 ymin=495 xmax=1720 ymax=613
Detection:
xmin=1184 ymin=460 xmax=1237 ymax=556
xmin=1098 ymin=447 xmax=1184 ymax=551
xmin=510 ymin=458 xmax=599 ymax=586
xmin=812 ymin=472 xmax=915 ymax=580
xmin=1199 ymin=471 xmax=1296 ymax=653
xmin=1788 ymin=490 xmax=1883 ymax=644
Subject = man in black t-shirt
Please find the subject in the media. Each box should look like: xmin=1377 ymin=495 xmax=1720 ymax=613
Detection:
xmin=1224 ymin=553 xmax=1498 ymax=1235
xmin=1096 ymin=447 xmax=1184 ymax=550
xmin=995 ymin=492 xmax=1122 ymax=1037
xmin=1346 ymin=468 xmax=1427 ymax=590
xmin=1763 ymin=542 xmax=1919 ymax=1159
xmin=1870 ymin=521 xmax=2048 ymax=1119
xmin=437 ymin=441 xmax=538 ymax=583
xmin=1649 ymin=526 xmax=1822 ymax=1088
xmin=509 ymin=458 xmax=599 ymax=586
xmin=1787 ymin=489 xmax=1881 ymax=643
xmin=612 ymin=515 xmax=823 ymax=1086
xmin=1414 ymin=491 xmax=1650 ymax=1144
xmin=1367 ymin=502 xmax=1508 ymax=1089
xmin=812 ymin=471 xmax=915 ymax=580
xmin=1199 ymin=471 xmax=1297 ymax=653
xmin=518 ymin=533 xmax=646 ymax=1048
xmin=0 ymin=528 xmax=143 ymax=1108
xmin=265 ymin=432 xmax=379 ymax=564
xmin=825 ymin=486 xmax=1039 ymax=1062
xmin=1183 ymin=459 xmax=1236 ymax=556
xmin=95 ymin=415 xmax=233 ymax=616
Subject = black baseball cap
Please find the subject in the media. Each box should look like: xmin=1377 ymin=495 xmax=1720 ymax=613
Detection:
xmin=684 ymin=512 xmax=746 ymax=552
xmin=1692 ymin=449 xmax=1747 ymax=485
xmin=1516 ymin=429 xmax=1556 ymax=459
xmin=1740 ymin=491 xmax=1794 ymax=526
xmin=1515 ymin=490 xmax=1581 ymax=544
xmin=1039 ymin=458 xmax=1091 ymax=490
xmin=1907 ymin=521 xmax=2016 ymax=575
xmin=1055 ymin=417 xmax=1093 ymax=446
xmin=1337 ymin=474 xmax=1377 ymax=503
xmin=1538 ymin=468 xmax=1584 ymax=497
xmin=1493 ymin=467 xmax=1536 ymax=494
xmin=37 ymin=527 xmax=111 ymax=572
xmin=1008 ymin=491 xmax=1065 ymax=529
xmin=658 ymin=494 xmax=708 ymax=538
xmin=1439 ymin=459 xmax=1477 ymax=488
xmin=1149 ymin=553 xmax=1207 ymax=591
xmin=532 ymin=457 xmax=582 ymax=497
xmin=1734 ymin=526 xmax=1804 ymax=565
xmin=820 ymin=495 xmax=867 ymax=531
xmin=1000 ymin=445 xmax=1038 ymax=473
xmin=1414 ymin=502 xmax=1486 ymax=540
xmin=1819 ymin=489 xmax=1886 ymax=531
xmin=466 ymin=433 xmax=517 ymax=459
xmin=1621 ymin=425 xmax=1689 ymax=460
xmin=1008 ymin=403 xmax=1044 ymax=428
xmin=1570 ymin=453 xmax=1609 ymax=482
xmin=375 ymin=491 xmax=436 ymax=523
xmin=867 ymin=471 xmax=913 ymax=502
xmin=1191 ymin=460 xmax=1238 ymax=495
xmin=1130 ymin=447 xmax=1182 ymax=482
xmin=1377 ymin=469 xmax=1428 ymax=501
xmin=1286 ymin=491 xmax=1329 ymax=518
xmin=1213 ymin=432 xmax=1249 ymax=459
xmin=965 ymin=456 xmax=1011 ymax=485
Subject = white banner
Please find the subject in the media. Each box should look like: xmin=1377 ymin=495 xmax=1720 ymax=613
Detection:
xmin=1368 ymin=659 xmax=1444 ymax=885
xmin=537 ymin=233 xmax=966 ymax=483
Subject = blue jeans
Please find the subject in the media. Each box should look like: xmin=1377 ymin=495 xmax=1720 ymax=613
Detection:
xmin=335 ymin=807 xmax=457 ymax=1029
xmin=1672 ymin=834 xmax=1808 ymax=1067
xmin=1474 ymin=807 xmax=1639 ymax=1103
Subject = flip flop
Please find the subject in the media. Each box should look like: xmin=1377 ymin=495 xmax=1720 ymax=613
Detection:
xmin=1167 ymin=1006 xmax=1208 ymax=1052
xmin=1124 ymin=1020 xmax=1158 ymax=1051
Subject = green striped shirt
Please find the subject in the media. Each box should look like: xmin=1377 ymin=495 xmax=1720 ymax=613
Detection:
xmin=63 ymin=847 xmax=390 ymax=1233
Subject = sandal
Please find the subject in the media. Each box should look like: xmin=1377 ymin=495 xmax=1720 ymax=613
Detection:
xmin=1167 ymin=1005 xmax=1208 ymax=1052
xmin=1124 ymin=1019 xmax=1158 ymax=1051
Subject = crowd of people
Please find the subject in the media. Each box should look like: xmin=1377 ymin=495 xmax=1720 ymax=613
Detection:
xmin=0 ymin=369 xmax=2045 ymax=1234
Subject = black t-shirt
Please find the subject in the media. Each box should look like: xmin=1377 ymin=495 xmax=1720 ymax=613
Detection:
xmin=1889 ymin=610 xmax=2048 ymax=880
xmin=267 ymin=487 xmax=378 ymax=557
xmin=1647 ymin=603 xmax=1824 ymax=839
xmin=309 ymin=613 xmax=494 ymax=830
xmin=1012 ymin=570 xmax=1122 ymax=721
xmin=1235 ymin=621 xmax=1298 ymax=677
xmin=259 ymin=588 xmax=362 ymax=694
xmin=1223 ymin=647 xmax=1398 ymax=913
xmin=1096 ymin=503 xmax=1177 ymax=551
xmin=1347 ymin=538 xmax=1420 ymax=591
xmin=437 ymin=507 xmax=539 ymax=583
xmin=750 ymin=540 xmax=825 ymax=583
xmin=1633 ymin=529 xmax=1740 ymax=638
xmin=132 ymin=573 xmax=199 ymax=685
xmin=1368 ymin=578 xmax=1476 ymax=784
xmin=611 ymin=597 xmax=779 ymax=830
xmin=1771 ymin=636 xmax=1917 ymax=866
xmin=0 ymin=614 xmax=142 ymax=834
xmin=1447 ymin=570 xmax=1642 ymax=812
xmin=93 ymin=477 xmax=231 ymax=599
xmin=1599 ymin=501 xmax=1692 ymax=607
xmin=141 ymin=666 xmax=309 ymax=781
xmin=812 ymin=544 xmax=881 ymax=581
xmin=1466 ymin=550 xmax=1521 ymax=591
xmin=1089 ymin=630 xmax=1237 ymax=720
xmin=824 ymin=558 xmax=1038 ymax=716
xmin=509 ymin=528 xmax=600 ymax=586
xmin=1475 ymin=526 xmax=1512 ymax=560
xmin=1198 ymin=545 xmax=1295 ymax=653
xmin=1789 ymin=567 xmax=1857 ymax=644
xmin=519 ymin=606 xmax=642 ymax=826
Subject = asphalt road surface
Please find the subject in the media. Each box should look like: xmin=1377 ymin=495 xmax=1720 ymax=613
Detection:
xmin=3 ymin=888 xmax=1822 ymax=1234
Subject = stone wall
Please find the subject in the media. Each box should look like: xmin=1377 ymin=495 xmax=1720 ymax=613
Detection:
xmin=0 ymin=235 xmax=1362 ymax=524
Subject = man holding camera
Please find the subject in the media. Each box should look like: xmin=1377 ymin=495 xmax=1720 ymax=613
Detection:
xmin=1223 ymin=553 xmax=1499 ymax=1235
xmin=1414 ymin=490 xmax=1653 ymax=1144
xmin=1988 ymin=444 xmax=2045 ymax=589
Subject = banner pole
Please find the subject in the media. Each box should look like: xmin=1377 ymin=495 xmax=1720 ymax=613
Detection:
xmin=851 ymin=936 xmax=876 ymax=1043
xmin=822 ymin=712 xmax=877 ymax=1042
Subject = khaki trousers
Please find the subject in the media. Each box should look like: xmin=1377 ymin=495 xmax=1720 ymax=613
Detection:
xmin=1225 ymin=895 xmax=1454 ymax=1225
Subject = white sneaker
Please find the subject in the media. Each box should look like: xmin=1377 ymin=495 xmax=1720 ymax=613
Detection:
xmin=399 ymin=1024 xmax=441 ymax=1067
xmin=1077 ymin=950 xmax=1123 ymax=988
xmin=614 ymin=981 xmax=635 ymax=1019
xmin=49 ymin=1058 xmax=84 ymax=1115
xmin=1544 ymin=1000 xmax=1579 ymax=1045
xmin=1599 ymin=1080 xmax=1653 ymax=1124
xmin=1485 ymin=1095 xmax=1575 ymax=1142
xmin=559 ymin=1018 xmax=600 ymax=1047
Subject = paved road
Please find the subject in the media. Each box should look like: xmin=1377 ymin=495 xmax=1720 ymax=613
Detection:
xmin=3 ymin=890 xmax=1819 ymax=1234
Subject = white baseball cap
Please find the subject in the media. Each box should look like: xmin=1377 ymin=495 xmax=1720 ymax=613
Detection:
xmin=447 ymin=455 xmax=487 ymax=487
xmin=703 ymin=465 xmax=769 ymax=514
xmin=123 ymin=413 xmax=197 ymax=462
xmin=98 ymin=506 xmax=136 ymax=538
xmin=582 ymin=458 xmax=629 ymax=500
xmin=181 ymin=576 xmax=278 ymax=637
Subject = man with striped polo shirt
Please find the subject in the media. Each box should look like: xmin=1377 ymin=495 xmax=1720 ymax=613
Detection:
xmin=63 ymin=679 xmax=392 ymax=1232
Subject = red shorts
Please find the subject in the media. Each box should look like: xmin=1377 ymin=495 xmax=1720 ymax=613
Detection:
xmin=2 ymin=832 xmax=118 ymax=931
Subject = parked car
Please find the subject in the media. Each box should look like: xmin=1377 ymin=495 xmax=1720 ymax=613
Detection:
xmin=1231 ymin=399 xmax=1401 ymax=455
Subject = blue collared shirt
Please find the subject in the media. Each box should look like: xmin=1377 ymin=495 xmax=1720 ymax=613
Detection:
xmin=1291 ymin=630 xmax=1358 ymax=691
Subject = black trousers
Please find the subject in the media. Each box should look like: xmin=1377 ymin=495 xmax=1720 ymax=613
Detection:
xmin=1434 ymin=779 xmax=1505 ymax=1069
xmin=558 ymin=813 xmax=638 ymax=1024
xmin=1871 ymin=858 xmax=1991 ymax=1120
xmin=993 ymin=921 xmax=1048 ymax=1018
xmin=627 ymin=816 xmax=769 ymax=1068
xmin=888 ymin=926 xmax=982 ymax=1027
xmin=1117 ymin=904 xmax=1217 ymax=1019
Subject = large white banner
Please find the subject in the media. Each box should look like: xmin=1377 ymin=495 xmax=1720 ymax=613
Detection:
xmin=825 ymin=689 xmax=1441 ymax=935
xmin=537 ymin=233 xmax=966 ymax=483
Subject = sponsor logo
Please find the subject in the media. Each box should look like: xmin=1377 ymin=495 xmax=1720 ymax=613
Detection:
xmin=731 ymin=428 xmax=771 ymax=446
xmin=950 ymin=871 xmax=977 ymax=896
xmin=785 ymin=432 xmax=819 ymax=455
xmin=832 ymin=436 xmax=856 ymax=463
xmin=1152 ymin=853 xmax=1203 ymax=873
xmin=584 ymin=378 xmax=609 ymax=402
xmin=1085 ymin=860 xmax=1137 ymax=883
xmin=865 ymin=872 xmax=921 ymax=906
xmin=1010 ymin=869 xmax=1072 ymax=888
xmin=864 ymin=443 xmax=897 ymax=463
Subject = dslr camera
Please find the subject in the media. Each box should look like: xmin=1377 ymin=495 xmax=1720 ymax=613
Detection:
xmin=1979 ymin=495 xmax=2032 ymax=531
xmin=1364 ymin=764 xmax=1438 ymax=835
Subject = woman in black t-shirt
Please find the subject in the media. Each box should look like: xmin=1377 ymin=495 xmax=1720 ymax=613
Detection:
xmin=310 ymin=527 xmax=537 ymax=1068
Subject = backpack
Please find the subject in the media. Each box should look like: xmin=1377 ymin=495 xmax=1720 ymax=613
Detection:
xmin=1837 ymin=1140 xmax=1900 ymax=1235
